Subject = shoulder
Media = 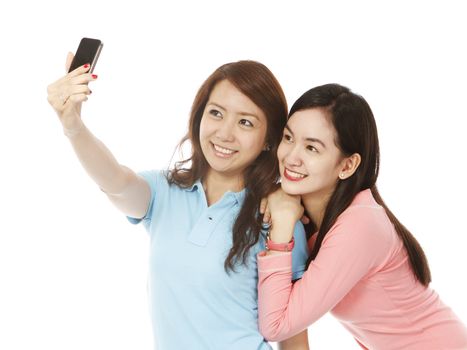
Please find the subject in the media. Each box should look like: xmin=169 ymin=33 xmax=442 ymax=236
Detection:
xmin=339 ymin=201 xmax=386 ymax=233
xmin=135 ymin=169 xmax=164 ymax=190
xmin=138 ymin=169 xmax=184 ymax=191
xmin=137 ymin=169 xmax=165 ymax=182
xmin=324 ymin=191 xmax=398 ymax=257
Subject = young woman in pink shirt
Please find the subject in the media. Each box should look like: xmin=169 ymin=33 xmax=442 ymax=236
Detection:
xmin=258 ymin=83 xmax=467 ymax=349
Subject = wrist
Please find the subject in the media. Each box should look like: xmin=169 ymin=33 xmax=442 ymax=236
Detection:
xmin=63 ymin=120 xmax=85 ymax=138
xmin=266 ymin=231 xmax=295 ymax=252
xmin=269 ymin=221 xmax=295 ymax=243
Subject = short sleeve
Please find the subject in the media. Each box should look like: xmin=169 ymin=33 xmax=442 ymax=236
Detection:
xmin=126 ymin=170 xmax=162 ymax=230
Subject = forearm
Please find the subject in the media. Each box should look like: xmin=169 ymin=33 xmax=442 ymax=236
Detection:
xmin=66 ymin=122 xmax=131 ymax=194
xmin=258 ymin=252 xmax=298 ymax=341
xmin=278 ymin=329 xmax=309 ymax=350
xmin=258 ymin=219 xmax=384 ymax=342
xmin=264 ymin=221 xmax=296 ymax=257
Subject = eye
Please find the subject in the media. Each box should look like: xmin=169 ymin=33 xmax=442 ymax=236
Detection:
xmin=306 ymin=145 xmax=318 ymax=152
xmin=239 ymin=119 xmax=254 ymax=127
xmin=209 ymin=109 xmax=222 ymax=118
xmin=282 ymin=133 xmax=293 ymax=142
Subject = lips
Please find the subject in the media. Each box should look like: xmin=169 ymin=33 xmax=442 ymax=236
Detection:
xmin=212 ymin=142 xmax=237 ymax=158
xmin=283 ymin=168 xmax=307 ymax=182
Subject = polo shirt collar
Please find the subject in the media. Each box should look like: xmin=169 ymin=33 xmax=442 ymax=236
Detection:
xmin=231 ymin=188 xmax=246 ymax=204
xmin=185 ymin=179 xmax=247 ymax=205
xmin=183 ymin=179 xmax=202 ymax=192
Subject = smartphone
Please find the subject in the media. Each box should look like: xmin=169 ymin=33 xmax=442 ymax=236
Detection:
xmin=68 ymin=37 xmax=103 ymax=73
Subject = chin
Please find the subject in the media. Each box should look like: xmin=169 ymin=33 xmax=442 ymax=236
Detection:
xmin=280 ymin=181 xmax=305 ymax=195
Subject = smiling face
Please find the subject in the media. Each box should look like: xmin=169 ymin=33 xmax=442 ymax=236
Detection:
xmin=278 ymin=108 xmax=346 ymax=199
xmin=199 ymin=79 xmax=268 ymax=184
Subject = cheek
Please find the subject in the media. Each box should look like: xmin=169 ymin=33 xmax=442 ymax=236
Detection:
xmin=244 ymin=129 xmax=266 ymax=151
xmin=316 ymin=161 xmax=341 ymax=183
xmin=277 ymin=143 xmax=286 ymax=161
xmin=198 ymin=117 xmax=210 ymax=140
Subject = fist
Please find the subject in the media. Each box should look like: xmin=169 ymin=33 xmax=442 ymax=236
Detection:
xmin=47 ymin=52 xmax=97 ymax=134
xmin=261 ymin=188 xmax=304 ymax=226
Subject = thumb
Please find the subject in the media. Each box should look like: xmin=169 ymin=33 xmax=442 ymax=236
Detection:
xmin=65 ymin=52 xmax=74 ymax=72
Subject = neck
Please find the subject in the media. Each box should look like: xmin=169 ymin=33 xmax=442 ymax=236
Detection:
xmin=301 ymin=189 xmax=333 ymax=231
xmin=203 ymin=170 xmax=244 ymax=205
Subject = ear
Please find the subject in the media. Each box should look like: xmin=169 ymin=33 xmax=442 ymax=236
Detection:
xmin=338 ymin=153 xmax=361 ymax=180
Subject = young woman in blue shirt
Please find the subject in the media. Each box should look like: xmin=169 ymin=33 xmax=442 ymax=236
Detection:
xmin=47 ymin=54 xmax=309 ymax=350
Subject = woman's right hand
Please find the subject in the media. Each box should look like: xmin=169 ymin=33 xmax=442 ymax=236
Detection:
xmin=267 ymin=188 xmax=304 ymax=226
xmin=260 ymin=188 xmax=305 ymax=244
xmin=261 ymin=190 xmax=309 ymax=226
xmin=47 ymin=52 xmax=97 ymax=136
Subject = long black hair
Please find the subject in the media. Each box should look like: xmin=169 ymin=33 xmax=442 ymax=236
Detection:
xmin=290 ymin=83 xmax=431 ymax=286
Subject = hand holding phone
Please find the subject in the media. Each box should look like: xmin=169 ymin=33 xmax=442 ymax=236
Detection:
xmin=68 ymin=37 xmax=103 ymax=73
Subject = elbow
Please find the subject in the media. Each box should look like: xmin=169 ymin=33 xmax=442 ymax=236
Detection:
xmin=104 ymin=166 xmax=134 ymax=195
xmin=259 ymin=320 xmax=288 ymax=342
xmin=103 ymin=166 xmax=140 ymax=197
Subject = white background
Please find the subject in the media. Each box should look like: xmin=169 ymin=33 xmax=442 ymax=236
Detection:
xmin=1 ymin=1 xmax=466 ymax=349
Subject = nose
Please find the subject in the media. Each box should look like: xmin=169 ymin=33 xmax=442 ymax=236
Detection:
xmin=283 ymin=144 xmax=302 ymax=168
xmin=215 ymin=118 xmax=235 ymax=142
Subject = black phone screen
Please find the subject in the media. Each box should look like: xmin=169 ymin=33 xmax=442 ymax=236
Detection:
xmin=68 ymin=38 xmax=103 ymax=73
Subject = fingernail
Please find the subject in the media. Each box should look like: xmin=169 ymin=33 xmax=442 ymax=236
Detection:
xmin=84 ymin=64 xmax=90 ymax=68
xmin=92 ymin=74 xmax=98 ymax=79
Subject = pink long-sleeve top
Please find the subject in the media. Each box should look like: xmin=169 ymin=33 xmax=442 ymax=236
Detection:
xmin=258 ymin=189 xmax=467 ymax=349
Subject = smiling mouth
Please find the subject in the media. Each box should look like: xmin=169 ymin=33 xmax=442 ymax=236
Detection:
xmin=283 ymin=168 xmax=307 ymax=181
xmin=211 ymin=143 xmax=237 ymax=158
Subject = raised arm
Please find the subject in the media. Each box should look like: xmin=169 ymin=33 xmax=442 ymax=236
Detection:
xmin=47 ymin=53 xmax=150 ymax=218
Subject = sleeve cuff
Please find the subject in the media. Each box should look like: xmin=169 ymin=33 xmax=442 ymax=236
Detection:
xmin=127 ymin=216 xmax=143 ymax=225
xmin=257 ymin=251 xmax=292 ymax=273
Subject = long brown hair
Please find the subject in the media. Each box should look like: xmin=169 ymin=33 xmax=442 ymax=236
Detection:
xmin=290 ymin=83 xmax=431 ymax=286
xmin=168 ymin=61 xmax=288 ymax=271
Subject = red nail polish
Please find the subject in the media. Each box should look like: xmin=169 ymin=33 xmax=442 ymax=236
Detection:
xmin=92 ymin=74 xmax=98 ymax=79
xmin=84 ymin=64 xmax=90 ymax=68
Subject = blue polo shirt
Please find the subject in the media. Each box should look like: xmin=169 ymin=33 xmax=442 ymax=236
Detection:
xmin=128 ymin=170 xmax=308 ymax=350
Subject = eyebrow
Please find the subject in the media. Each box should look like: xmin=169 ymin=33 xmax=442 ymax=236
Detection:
xmin=207 ymin=102 xmax=260 ymax=121
xmin=284 ymin=124 xmax=327 ymax=148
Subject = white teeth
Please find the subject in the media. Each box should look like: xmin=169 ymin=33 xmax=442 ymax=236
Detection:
xmin=213 ymin=144 xmax=235 ymax=155
xmin=285 ymin=168 xmax=306 ymax=179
